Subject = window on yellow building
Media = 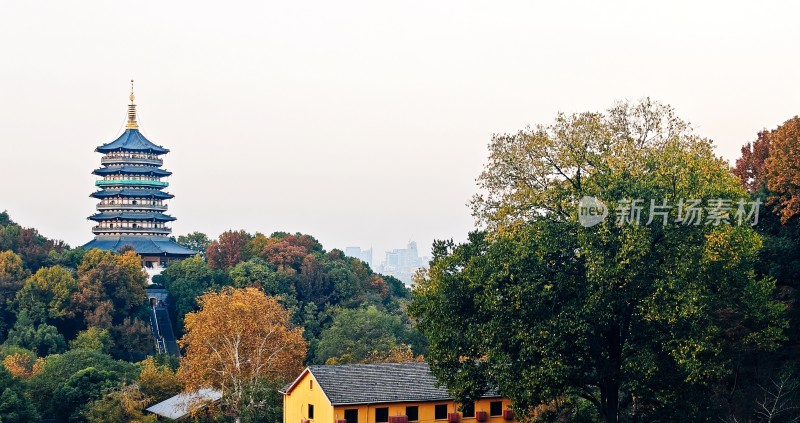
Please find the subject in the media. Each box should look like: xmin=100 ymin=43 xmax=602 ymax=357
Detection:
xmin=309 ymin=404 xmax=315 ymax=419
xmin=376 ymin=407 xmax=389 ymax=423
xmin=435 ymin=404 xmax=448 ymax=420
xmin=462 ymin=402 xmax=475 ymax=418
xmin=489 ymin=402 xmax=502 ymax=417
xmin=345 ymin=409 xmax=358 ymax=423
xmin=406 ymin=406 xmax=419 ymax=422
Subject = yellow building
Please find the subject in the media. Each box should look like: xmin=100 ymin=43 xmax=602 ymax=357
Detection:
xmin=282 ymin=363 xmax=515 ymax=423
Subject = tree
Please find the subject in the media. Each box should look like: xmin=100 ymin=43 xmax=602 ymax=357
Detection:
xmin=229 ymin=258 xmax=274 ymax=289
xmin=362 ymin=344 xmax=425 ymax=364
xmin=158 ymin=255 xmax=220 ymax=333
xmin=70 ymin=327 xmax=113 ymax=353
xmin=53 ymin=367 xmax=120 ymax=421
xmin=259 ymin=234 xmax=321 ymax=274
xmin=179 ymin=287 xmax=306 ymax=422
xmin=206 ymin=230 xmax=252 ymax=270
xmin=764 ymin=117 xmax=800 ymax=222
xmin=84 ymin=384 xmax=157 ymax=423
xmin=0 ymin=365 xmax=39 ymax=422
xmin=137 ymin=356 xmax=183 ymax=404
xmin=72 ymin=249 xmax=148 ymax=329
xmin=27 ymin=349 xmax=138 ymax=420
xmin=177 ymin=232 xmax=211 ymax=257
xmin=5 ymin=309 xmax=66 ymax=356
xmin=315 ymin=306 xmax=424 ymax=364
xmin=14 ymin=227 xmax=65 ymax=272
xmin=0 ymin=250 xmax=28 ymax=339
xmin=731 ymin=118 xmax=800 ymax=421
xmin=2 ymin=351 xmax=35 ymax=378
xmin=412 ymin=100 xmax=787 ymax=423
xmin=733 ymin=130 xmax=771 ymax=193
xmin=109 ymin=317 xmax=153 ymax=361
xmin=16 ymin=265 xmax=76 ymax=324
xmin=0 ymin=251 xmax=27 ymax=303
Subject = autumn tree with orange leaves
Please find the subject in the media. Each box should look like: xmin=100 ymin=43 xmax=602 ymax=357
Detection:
xmin=178 ymin=287 xmax=306 ymax=422
xmin=734 ymin=116 xmax=800 ymax=222
xmin=764 ymin=117 xmax=800 ymax=222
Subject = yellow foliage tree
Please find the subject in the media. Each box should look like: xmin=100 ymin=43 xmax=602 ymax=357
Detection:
xmin=362 ymin=344 xmax=425 ymax=364
xmin=84 ymin=384 xmax=157 ymax=423
xmin=3 ymin=352 xmax=34 ymax=378
xmin=137 ymin=357 xmax=183 ymax=404
xmin=178 ymin=287 xmax=306 ymax=421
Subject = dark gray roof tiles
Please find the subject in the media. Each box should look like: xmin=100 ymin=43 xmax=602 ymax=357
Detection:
xmin=93 ymin=166 xmax=172 ymax=177
xmin=91 ymin=189 xmax=174 ymax=199
xmin=83 ymin=236 xmax=197 ymax=256
xmin=96 ymin=129 xmax=169 ymax=154
xmin=292 ymin=363 xmax=500 ymax=405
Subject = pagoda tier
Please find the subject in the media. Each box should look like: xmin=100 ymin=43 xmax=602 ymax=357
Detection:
xmin=93 ymin=166 xmax=172 ymax=177
xmin=91 ymin=189 xmax=174 ymax=199
xmin=84 ymin=82 xmax=195 ymax=263
xmin=97 ymin=129 xmax=169 ymax=154
xmin=89 ymin=212 xmax=176 ymax=222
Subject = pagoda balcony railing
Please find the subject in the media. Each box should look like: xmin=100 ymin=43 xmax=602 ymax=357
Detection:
xmin=96 ymin=204 xmax=168 ymax=212
xmin=101 ymin=156 xmax=163 ymax=166
xmin=92 ymin=226 xmax=172 ymax=234
xmin=96 ymin=179 xmax=169 ymax=188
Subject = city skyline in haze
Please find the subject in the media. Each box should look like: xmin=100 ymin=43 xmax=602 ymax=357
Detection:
xmin=1 ymin=1 xmax=799 ymax=261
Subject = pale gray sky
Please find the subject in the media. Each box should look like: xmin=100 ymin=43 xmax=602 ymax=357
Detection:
xmin=1 ymin=0 xmax=798 ymax=261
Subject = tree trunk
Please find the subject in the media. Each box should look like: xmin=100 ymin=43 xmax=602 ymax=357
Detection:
xmin=600 ymin=380 xmax=620 ymax=423
xmin=600 ymin=313 xmax=625 ymax=423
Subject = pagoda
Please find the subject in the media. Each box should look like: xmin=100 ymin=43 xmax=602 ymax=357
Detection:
xmin=84 ymin=82 xmax=196 ymax=268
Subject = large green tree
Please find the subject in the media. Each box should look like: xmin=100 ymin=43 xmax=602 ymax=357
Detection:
xmin=27 ymin=349 xmax=138 ymax=421
xmin=16 ymin=265 xmax=76 ymax=325
xmin=0 ymin=250 xmax=28 ymax=340
xmin=411 ymin=100 xmax=787 ymax=422
xmin=316 ymin=306 xmax=425 ymax=364
xmin=0 ymin=365 xmax=39 ymax=422
xmin=176 ymin=231 xmax=211 ymax=257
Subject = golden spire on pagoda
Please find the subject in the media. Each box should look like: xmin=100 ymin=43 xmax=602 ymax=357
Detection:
xmin=125 ymin=79 xmax=139 ymax=129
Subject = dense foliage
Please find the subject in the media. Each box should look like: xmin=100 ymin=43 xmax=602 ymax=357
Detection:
xmin=159 ymin=230 xmax=417 ymax=363
xmin=0 ymin=212 xmax=419 ymax=421
xmin=411 ymin=100 xmax=794 ymax=422
xmin=1 ymin=104 xmax=794 ymax=423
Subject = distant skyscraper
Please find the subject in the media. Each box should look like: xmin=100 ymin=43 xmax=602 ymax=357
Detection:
xmin=345 ymin=246 xmax=373 ymax=268
xmin=379 ymin=241 xmax=429 ymax=285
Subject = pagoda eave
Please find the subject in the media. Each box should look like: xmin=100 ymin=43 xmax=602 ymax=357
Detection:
xmin=89 ymin=212 xmax=176 ymax=222
xmin=90 ymin=189 xmax=174 ymax=199
xmin=93 ymin=167 xmax=172 ymax=177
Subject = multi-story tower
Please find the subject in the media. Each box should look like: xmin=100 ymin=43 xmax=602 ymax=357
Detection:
xmin=84 ymin=82 xmax=195 ymax=268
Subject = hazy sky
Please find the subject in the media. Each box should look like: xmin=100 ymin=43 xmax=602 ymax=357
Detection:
xmin=1 ymin=1 xmax=799 ymax=261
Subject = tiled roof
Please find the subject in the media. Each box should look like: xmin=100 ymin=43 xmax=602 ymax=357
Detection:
xmin=97 ymin=129 xmax=169 ymax=154
xmin=146 ymin=388 xmax=222 ymax=419
xmin=293 ymin=363 xmax=500 ymax=405
xmin=88 ymin=212 xmax=176 ymax=222
xmin=91 ymin=189 xmax=174 ymax=199
xmin=83 ymin=236 xmax=197 ymax=256
xmin=93 ymin=166 xmax=172 ymax=177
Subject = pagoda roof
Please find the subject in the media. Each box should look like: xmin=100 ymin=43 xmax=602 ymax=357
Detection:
xmin=83 ymin=236 xmax=197 ymax=257
xmin=91 ymin=189 xmax=173 ymax=199
xmin=97 ymin=129 xmax=169 ymax=154
xmin=93 ymin=166 xmax=172 ymax=177
xmin=89 ymin=212 xmax=176 ymax=222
